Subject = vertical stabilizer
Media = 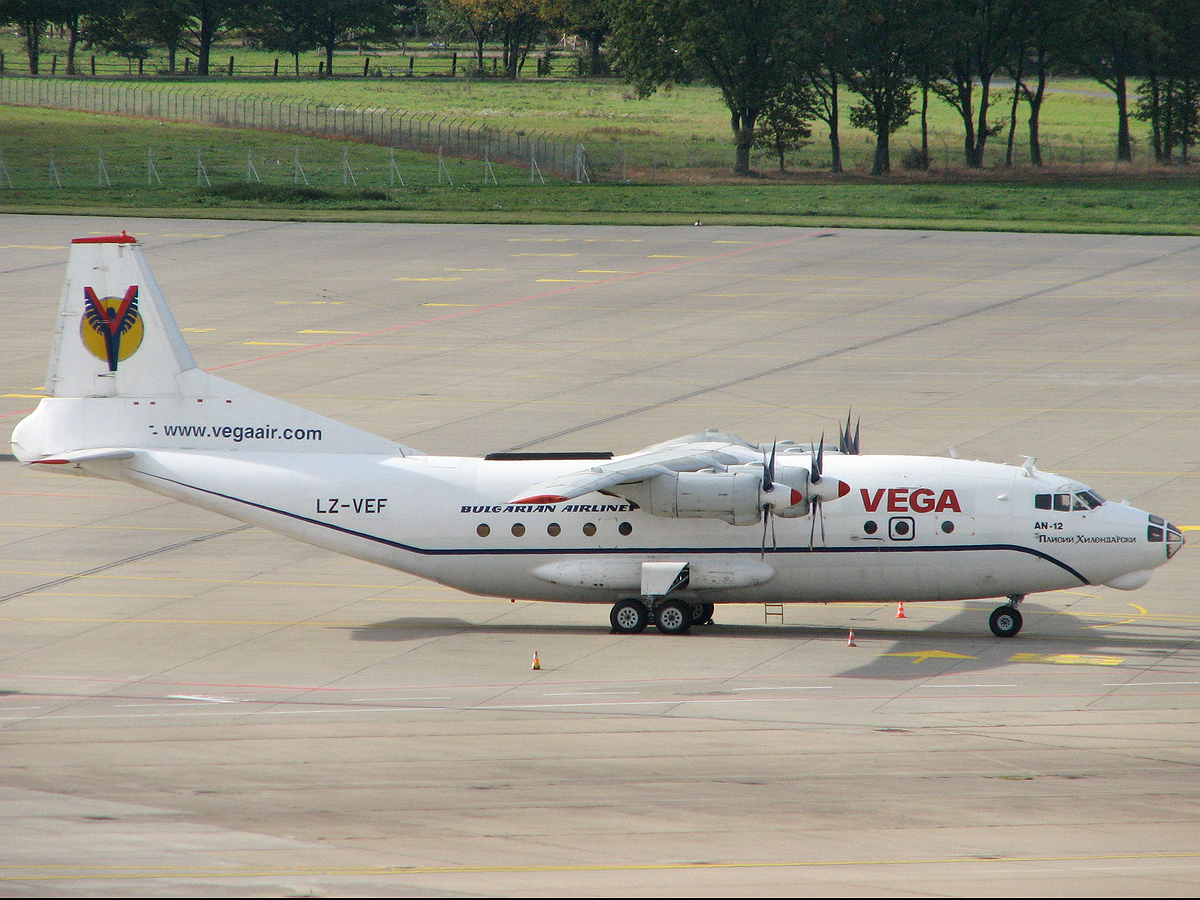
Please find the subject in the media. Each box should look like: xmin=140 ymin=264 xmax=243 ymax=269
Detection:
xmin=47 ymin=233 xmax=195 ymax=398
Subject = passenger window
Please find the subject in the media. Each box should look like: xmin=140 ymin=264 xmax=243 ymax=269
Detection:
xmin=1035 ymin=494 xmax=1051 ymax=510
xmin=1053 ymin=493 xmax=1072 ymax=512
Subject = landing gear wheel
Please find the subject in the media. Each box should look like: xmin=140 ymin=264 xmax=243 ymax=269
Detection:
xmin=610 ymin=598 xmax=649 ymax=634
xmin=989 ymin=605 xmax=1023 ymax=638
xmin=692 ymin=602 xmax=715 ymax=626
xmin=654 ymin=598 xmax=693 ymax=635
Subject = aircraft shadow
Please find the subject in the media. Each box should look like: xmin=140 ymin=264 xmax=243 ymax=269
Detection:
xmin=350 ymin=602 xmax=1198 ymax=681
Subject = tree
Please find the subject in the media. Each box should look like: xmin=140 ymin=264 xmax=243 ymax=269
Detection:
xmin=932 ymin=0 xmax=1026 ymax=168
xmin=559 ymin=0 xmax=609 ymax=76
xmin=0 ymin=0 xmax=61 ymax=74
xmin=1068 ymin=0 xmax=1157 ymax=162
xmin=840 ymin=0 xmax=921 ymax=175
xmin=1135 ymin=0 xmax=1200 ymax=163
xmin=753 ymin=82 xmax=815 ymax=172
xmin=609 ymin=0 xmax=805 ymax=176
xmin=798 ymin=0 xmax=850 ymax=173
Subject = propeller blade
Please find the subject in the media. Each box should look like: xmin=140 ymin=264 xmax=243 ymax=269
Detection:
xmin=811 ymin=432 xmax=825 ymax=484
xmin=761 ymin=439 xmax=778 ymax=493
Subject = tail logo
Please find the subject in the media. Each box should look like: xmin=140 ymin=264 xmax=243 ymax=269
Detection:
xmin=81 ymin=286 xmax=143 ymax=371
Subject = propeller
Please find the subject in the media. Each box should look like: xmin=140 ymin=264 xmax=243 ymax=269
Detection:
xmin=760 ymin=439 xmax=778 ymax=557
xmin=809 ymin=433 xmax=827 ymax=548
xmin=838 ymin=410 xmax=861 ymax=455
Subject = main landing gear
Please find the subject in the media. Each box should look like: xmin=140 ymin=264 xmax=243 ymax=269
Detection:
xmin=609 ymin=598 xmax=715 ymax=635
xmin=989 ymin=595 xmax=1024 ymax=638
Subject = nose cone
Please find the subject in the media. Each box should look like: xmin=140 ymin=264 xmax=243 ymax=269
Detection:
xmin=1099 ymin=508 xmax=1183 ymax=590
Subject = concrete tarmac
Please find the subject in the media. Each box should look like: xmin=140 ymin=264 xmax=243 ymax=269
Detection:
xmin=1 ymin=216 xmax=1198 ymax=896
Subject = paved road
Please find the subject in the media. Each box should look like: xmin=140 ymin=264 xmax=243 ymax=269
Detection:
xmin=1 ymin=218 xmax=1198 ymax=895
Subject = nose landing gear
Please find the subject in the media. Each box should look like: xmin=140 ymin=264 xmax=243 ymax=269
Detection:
xmin=989 ymin=595 xmax=1024 ymax=637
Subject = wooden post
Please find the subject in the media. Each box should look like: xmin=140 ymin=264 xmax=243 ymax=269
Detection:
xmin=90 ymin=55 xmax=96 ymax=76
xmin=451 ymin=53 xmax=457 ymax=77
xmin=273 ymin=58 xmax=279 ymax=77
xmin=408 ymin=56 xmax=414 ymax=76
xmin=228 ymin=55 xmax=234 ymax=76
xmin=319 ymin=60 xmax=324 ymax=78
xmin=363 ymin=56 xmax=370 ymax=77
xmin=184 ymin=57 xmax=189 ymax=74
xmin=51 ymin=55 xmax=56 ymax=75
xmin=0 ymin=51 xmax=5 ymax=74
xmin=138 ymin=58 xmax=144 ymax=76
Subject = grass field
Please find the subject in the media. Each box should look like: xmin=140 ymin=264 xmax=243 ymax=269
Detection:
xmin=2 ymin=106 xmax=1198 ymax=231
xmin=2 ymin=29 xmax=1198 ymax=230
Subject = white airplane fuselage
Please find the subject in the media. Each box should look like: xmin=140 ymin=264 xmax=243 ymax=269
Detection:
xmin=10 ymin=235 xmax=1184 ymax=637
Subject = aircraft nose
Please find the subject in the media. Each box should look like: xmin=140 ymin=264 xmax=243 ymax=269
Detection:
xmin=1148 ymin=514 xmax=1185 ymax=559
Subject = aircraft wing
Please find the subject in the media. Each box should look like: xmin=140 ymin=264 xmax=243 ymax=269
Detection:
xmin=509 ymin=434 xmax=755 ymax=504
xmin=27 ymin=448 xmax=136 ymax=465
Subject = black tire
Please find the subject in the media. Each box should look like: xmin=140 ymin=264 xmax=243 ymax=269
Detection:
xmin=610 ymin=598 xmax=649 ymax=634
xmin=692 ymin=602 xmax=715 ymax=626
xmin=989 ymin=605 xmax=1023 ymax=638
xmin=654 ymin=598 xmax=693 ymax=635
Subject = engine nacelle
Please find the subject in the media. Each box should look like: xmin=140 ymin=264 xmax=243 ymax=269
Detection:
xmin=649 ymin=470 xmax=764 ymax=525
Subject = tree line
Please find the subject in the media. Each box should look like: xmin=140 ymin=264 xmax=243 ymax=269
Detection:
xmin=1 ymin=0 xmax=1198 ymax=175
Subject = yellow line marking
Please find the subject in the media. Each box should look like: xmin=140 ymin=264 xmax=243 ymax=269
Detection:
xmin=0 ymin=244 xmax=66 ymax=249
xmin=881 ymin=651 xmax=977 ymax=664
xmin=2 ymin=393 xmax=45 ymax=398
xmin=1087 ymin=602 xmax=1149 ymax=629
xmin=0 ymin=850 xmax=1197 ymax=879
xmin=1010 ymin=653 xmax=1124 ymax=666
xmin=180 ymin=328 xmax=214 ymax=333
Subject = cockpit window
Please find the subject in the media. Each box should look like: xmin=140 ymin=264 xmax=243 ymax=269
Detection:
xmin=1035 ymin=490 xmax=1105 ymax=512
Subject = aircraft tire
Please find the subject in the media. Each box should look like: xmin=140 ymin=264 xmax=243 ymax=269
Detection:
xmin=989 ymin=605 xmax=1023 ymax=638
xmin=692 ymin=602 xmax=715 ymax=626
xmin=654 ymin=599 xmax=693 ymax=635
xmin=610 ymin=598 xmax=649 ymax=634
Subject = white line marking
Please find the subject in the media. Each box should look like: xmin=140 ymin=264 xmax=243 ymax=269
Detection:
xmin=731 ymin=686 xmax=833 ymax=692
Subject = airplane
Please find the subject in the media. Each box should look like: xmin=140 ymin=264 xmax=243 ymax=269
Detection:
xmin=9 ymin=234 xmax=1186 ymax=637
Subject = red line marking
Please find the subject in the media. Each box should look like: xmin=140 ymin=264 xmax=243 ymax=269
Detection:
xmin=208 ymin=230 xmax=834 ymax=372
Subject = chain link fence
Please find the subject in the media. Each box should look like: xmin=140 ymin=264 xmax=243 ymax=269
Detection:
xmin=0 ymin=76 xmax=593 ymax=183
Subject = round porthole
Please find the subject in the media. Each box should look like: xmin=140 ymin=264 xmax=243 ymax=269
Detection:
xmin=582 ymin=522 xmax=597 ymax=537
xmin=863 ymin=520 xmax=878 ymax=535
xmin=618 ymin=522 xmax=633 ymax=536
xmin=511 ymin=523 xmax=525 ymax=537
xmin=941 ymin=520 xmax=955 ymax=534
xmin=476 ymin=524 xmax=490 ymax=537
xmin=893 ymin=520 xmax=911 ymax=537
xmin=547 ymin=523 xmax=561 ymax=536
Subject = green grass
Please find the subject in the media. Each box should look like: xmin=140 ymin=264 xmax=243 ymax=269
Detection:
xmin=3 ymin=76 xmax=1200 ymax=232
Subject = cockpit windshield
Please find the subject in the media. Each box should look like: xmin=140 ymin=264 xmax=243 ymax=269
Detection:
xmin=1035 ymin=489 xmax=1105 ymax=512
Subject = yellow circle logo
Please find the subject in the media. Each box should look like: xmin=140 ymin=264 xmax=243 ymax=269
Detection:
xmin=80 ymin=286 xmax=143 ymax=371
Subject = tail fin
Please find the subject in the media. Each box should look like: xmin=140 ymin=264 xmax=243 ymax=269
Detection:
xmin=47 ymin=234 xmax=195 ymax=398
xmin=12 ymin=234 xmax=413 ymax=462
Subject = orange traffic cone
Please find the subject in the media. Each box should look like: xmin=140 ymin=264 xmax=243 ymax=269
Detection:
xmin=531 ymin=651 xmax=541 ymax=670
xmin=847 ymin=629 xmax=857 ymax=647
xmin=896 ymin=602 xmax=906 ymax=619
